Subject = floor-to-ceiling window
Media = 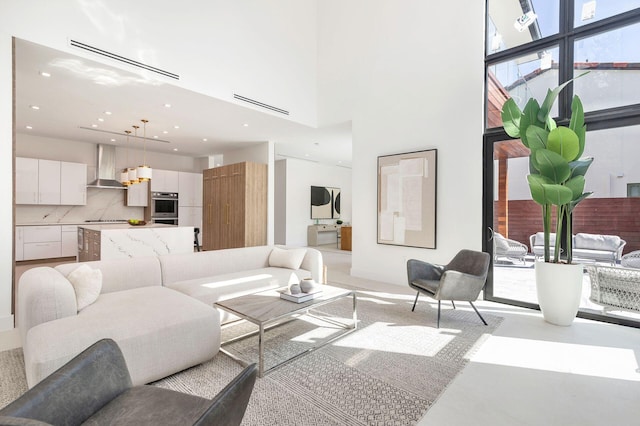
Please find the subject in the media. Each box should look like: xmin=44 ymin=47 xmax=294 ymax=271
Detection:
xmin=483 ymin=1 xmax=640 ymax=327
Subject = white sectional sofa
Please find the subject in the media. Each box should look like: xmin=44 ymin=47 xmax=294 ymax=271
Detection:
xmin=18 ymin=246 xmax=322 ymax=388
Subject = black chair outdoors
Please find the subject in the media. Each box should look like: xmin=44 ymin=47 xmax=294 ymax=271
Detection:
xmin=0 ymin=339 xmax=257 ymax=426
xmin=407 ymin=249 xmax=490 ymax=328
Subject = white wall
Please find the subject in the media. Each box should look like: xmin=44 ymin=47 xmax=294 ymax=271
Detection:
xmin=281 ymin=158 xmax=352 ymax=247
xmin=0 ymin=1 xmax=318 ymax=127
xmin=0 ymin=32 xmax=14 ymax=330
xmin=318 ymin=1 xmax=486 ymax=285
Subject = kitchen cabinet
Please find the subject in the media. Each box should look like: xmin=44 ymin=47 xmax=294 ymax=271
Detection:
xmin=151 ymin=169 xmax=179 ymax=193
xmin=16 ymin=157 xmax=87 ymax=205
xmin=202 ymin=162 xmax=267 ymax=251
xmin=78 ymin=228 xmax=101 ymax=262
xmin=61 ymin=225 xmax=78 ymax=258
xmin=37 ymin=159 xmax=61 ymax=205
xmin=125 ymin=181 xmax=149 ymax=207
xmin=178 ymin=172 xmax=203 ymax=207
xmin=22 ymin=225 xmax=62 ymax=260
xmin=60 ymin=162 xmax=87 ymax=205
xmin=179 ymin=206 xmax=202 ymax=230
xmin=15 ymin=157 xmax=39 ymax=204
xmin=15 ymin=227 xmax=24 ymax=261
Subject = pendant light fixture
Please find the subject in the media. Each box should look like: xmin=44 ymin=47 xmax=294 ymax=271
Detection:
xmin=120 ymin=130 xmax=132 ymax=186
xmin=136 ymin=119 xmax=152 ymax=182
xmin=128 ymin=125 xmax=139 ymax=184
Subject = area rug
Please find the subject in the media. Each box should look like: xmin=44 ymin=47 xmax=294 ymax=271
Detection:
xmin=0 ymin=291 xmax=502 ymax=425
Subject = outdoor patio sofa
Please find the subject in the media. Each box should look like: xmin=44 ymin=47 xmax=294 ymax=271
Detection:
xmin=587 ymin=264 xmax=640 ymax=312
xmin=529 ymin=232 xmax=626 ymax=265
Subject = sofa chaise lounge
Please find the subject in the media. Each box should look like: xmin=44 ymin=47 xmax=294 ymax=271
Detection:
xmin=18 ymin=245 xmax=322 ymax=388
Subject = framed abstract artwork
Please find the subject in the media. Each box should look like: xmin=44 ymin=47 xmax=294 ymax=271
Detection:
xmin=310 ymin=186 xmax=341 ymax=219
xmin=377 ymin=149 xmax=437 ymax=249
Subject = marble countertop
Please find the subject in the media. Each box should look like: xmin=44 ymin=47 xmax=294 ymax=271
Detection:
xmin=78 ymin=223 xmax=181 ymax=231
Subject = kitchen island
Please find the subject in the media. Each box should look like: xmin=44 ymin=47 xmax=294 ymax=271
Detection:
xmin=78 ymin=224 xmax=194 ymax=261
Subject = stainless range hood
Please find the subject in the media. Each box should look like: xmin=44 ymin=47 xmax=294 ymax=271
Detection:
xmin=87 ymin=144 xmax=126 ymax=189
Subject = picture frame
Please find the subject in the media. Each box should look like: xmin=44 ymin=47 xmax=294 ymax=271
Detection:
xmin=377 ymin=149 xmax=437 ymax=249
xmin=310 ymin=186 xmax=341 ymax=219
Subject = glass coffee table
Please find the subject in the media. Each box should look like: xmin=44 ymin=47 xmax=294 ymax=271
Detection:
xmin=214 ymin=284 xmax=357 ymax=377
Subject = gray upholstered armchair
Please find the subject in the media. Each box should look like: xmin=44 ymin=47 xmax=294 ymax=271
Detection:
xmin=0 ymin=339 xmax=257 ymax=426
xmin=407 ymin=249 xmax=490 ymax=328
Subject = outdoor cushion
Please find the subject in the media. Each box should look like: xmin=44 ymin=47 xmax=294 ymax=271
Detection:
xmin=575 ymin=233 xmax=621 ymax=251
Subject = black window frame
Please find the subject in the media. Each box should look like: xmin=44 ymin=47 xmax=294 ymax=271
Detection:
xmin=483 ymin=1 xmax=640 ymax=328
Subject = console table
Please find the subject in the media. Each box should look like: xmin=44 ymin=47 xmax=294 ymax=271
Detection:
xmin=307 ymin=224 xmax=340 ymax=246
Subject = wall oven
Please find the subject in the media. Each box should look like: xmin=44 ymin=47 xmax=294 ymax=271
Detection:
xmin=151 ymin=192 xmax=179 ymax=223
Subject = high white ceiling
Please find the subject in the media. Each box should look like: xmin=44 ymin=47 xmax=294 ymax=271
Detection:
xmin=15 ymin=38 xmax=352 ymax=168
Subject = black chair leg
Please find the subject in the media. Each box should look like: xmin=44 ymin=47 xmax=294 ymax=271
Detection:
xmin=451 ymin=301 xmax=456 ymax=310
xmin=411 ymin=292 xmax=420 ymax=311
xmin=436 ymin=300 xmax=441 ymax=328
xmin=469 ymin=302 xmax=488 ymax=325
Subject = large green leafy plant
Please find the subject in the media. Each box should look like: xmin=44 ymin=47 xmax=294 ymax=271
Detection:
xmin=501 ymin=76 xmax=592 ymax=264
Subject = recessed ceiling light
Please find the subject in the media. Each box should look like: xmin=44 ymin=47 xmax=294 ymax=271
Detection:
xmin=202 ymin=138 xmax=208 ymax=142
xmin=39 ymin=71 xmax=51 ymax=77
xmin=25 ymin=125 xmax=33 ymax=129
xmin=305 ymin=154 xmax=309 ymax=157
xmin=110 ymin=138 xmax=116 ymax=142
xmin=29 ymin=105 xmax=40 ymax=110
xmin=98 ymin=118 xmax=104 ymax=122
xmin=162 ymin=130 xmax=168 ymax=134
xmin=243 ymin=123 xmax=249 ymax=127
xmin=173 ymin=148 xmax=178 ymax=151
xmin=164 ymin=103 xmax=171 ymax=108
xmin=104 ymin=111 xmax=112 ymax=115
xmin=153 ymin=135 xmax=158 ymax=139
xmin=91 ymin=124 xmax=98 ymax=128
xmin=173 ymin=125 xmax=180 ymax=129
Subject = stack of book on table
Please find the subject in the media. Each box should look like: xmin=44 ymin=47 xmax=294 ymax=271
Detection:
xmin=279 ymin=288 xmax=323 ymax=303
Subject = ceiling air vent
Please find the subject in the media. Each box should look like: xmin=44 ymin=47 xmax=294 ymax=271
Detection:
xmin=69 ymin=39 xmax=180 ymax=80
xmin=233 ymin=94 xmax=289 ymax=115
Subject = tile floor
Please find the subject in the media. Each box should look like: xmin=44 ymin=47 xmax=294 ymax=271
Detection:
xmin=3 ymin=249 xmax=640 ymax=425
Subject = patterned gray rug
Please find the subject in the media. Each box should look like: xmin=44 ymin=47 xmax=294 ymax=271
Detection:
xmin=0 ymin=291 xmax=502 ymax=425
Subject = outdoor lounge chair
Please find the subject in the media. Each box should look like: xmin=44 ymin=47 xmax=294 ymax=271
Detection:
xmin=493 ymin=232 xmax=528 ymax=264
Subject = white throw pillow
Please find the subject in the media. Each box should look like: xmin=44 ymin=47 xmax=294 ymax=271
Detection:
xmin=67 ymin=264 xmax=103 ymax=311
xmin=269 ymin=247 xmax=307 ymax=270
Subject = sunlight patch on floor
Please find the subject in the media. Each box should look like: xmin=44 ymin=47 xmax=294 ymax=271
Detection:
xmin=332 ymin=321 xmax=456 ymax=357
xmin=471 ymin=335 xmax=640 ymax=381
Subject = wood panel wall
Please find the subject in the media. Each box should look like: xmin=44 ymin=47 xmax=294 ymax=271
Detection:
xmin=496 ymin=198 xmax=640 ymax=254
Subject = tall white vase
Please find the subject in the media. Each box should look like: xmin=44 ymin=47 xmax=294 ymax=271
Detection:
xmin=535 ymin=261 xmax=584 ymax=326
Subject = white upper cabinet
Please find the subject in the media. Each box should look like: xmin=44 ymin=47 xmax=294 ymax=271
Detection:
xmin=16 ymin=157 xmax=87 ymax=206
xmin=151 ymin=169 xmax=179 ymax=193
xmin=37 ymin=159 xmax=61 ymax=205
xmin=15 ymin=157 xmax=39 ymax=204
xmin=126 ymin=181 xmax=149 ymax=207
xmin=178 ymin=172 xmax=203 ymax=207
xmin=60 ymin=161 xmax=87 ymax=205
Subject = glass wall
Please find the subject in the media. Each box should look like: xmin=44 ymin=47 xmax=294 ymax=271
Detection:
xmin=484 ymin=1 xmax=640 ymax=327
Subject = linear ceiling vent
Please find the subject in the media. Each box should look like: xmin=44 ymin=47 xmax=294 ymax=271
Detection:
xmin=69 ymin=39 xmax=180 ymax=80
xmin=233 ymin=94 xmax=289 ymax=115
